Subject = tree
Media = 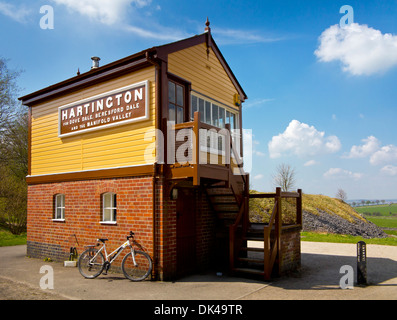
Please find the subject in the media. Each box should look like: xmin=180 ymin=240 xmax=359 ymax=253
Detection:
xmin=0 ymin=58 xmax=26 ymax=234
xmin=336 ymin=188 xmax=347 ymax=202
xmin=0 ymin=58 xmax=21 ymax=130
xmin=272 ymin=163 xmax=296 ymax=192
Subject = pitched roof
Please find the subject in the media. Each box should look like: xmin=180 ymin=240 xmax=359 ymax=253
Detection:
xmin=19 ymin=30 xmax=247 ymax=106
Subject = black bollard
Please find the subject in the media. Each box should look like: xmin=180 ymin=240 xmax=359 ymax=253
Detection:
xmin=357 ymin=241 xmax=367 ymax=285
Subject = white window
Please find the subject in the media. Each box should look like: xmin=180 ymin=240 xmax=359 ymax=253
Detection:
xmin=54 ymin=194 xmax=65 ymax=220
xmin=102 ymin=192 xmax=117 ymax=224
xmin=191 ymin=94 xmax=238 ymax=130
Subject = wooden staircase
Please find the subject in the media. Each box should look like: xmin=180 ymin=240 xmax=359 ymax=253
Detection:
xmin=207 ymin=172 xmax=303 ymax=280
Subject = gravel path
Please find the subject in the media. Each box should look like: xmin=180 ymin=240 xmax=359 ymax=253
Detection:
xmin=0 ymin=276 xmax=69 ymax=300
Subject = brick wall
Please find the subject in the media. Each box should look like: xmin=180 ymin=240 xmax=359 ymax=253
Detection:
xmin=195 ymin=188 xmax=216 ymax=272
xmin=154 ymin=176 xmax=177 ymax=280
xmin=27 ymin=176 xmax=218 ymax=281
xmin=27 ymin=176 xmax=154 ymax=267
xmin=280 ymin=226 xmax=301 ymax=274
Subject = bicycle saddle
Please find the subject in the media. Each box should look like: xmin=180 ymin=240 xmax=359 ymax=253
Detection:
xmin=98 ymin=238 xmax=108 ymax=243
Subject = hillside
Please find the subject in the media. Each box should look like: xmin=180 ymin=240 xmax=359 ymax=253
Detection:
xmin=249 ymin=192 xmax=387 ymax=239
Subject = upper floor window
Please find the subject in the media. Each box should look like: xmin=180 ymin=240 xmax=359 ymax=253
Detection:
xmin=191 ymin=95 xmax=238 ymax=130
xmin=102 ymin=192 xmax=117 ymax=223
xmin=168 ymin=80 xmax=185 ymax=124
xmin=54 ymin=194 xmax=65 ymax=220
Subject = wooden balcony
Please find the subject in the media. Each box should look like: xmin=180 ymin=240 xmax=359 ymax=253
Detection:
xmin=163 ymin=111 xmax=245 ymax=186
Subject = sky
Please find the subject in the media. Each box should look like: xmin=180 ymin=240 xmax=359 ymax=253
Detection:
xmin=1 ymin=0 xmax=397 ymax=200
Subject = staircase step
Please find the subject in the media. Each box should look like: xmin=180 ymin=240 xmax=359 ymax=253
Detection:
xmin=237 ymin=257 xmax=264 ymax=263
xmin=243 ymin=235 xmax=264 ymax=241
xmin=211 ymin=201 xmax=237 ymax=205
xmin=215 ymin=208 xmax=239 ymax=213
xmin=216 ymin=212 xmax=237 ymax=220
xmin=208 ymin=193 xmax=234 ymax=197
xmin=232 ymin=267 xmax=265 ymax=276
xmin=240 ymin=247 xmax=263 ymax=253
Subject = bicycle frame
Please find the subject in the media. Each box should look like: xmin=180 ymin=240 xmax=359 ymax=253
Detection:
xmin=89 ymin=239 xmax=137 ymax=266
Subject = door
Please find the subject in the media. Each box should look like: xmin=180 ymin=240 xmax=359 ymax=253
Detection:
xmin=176 ymin=188 xmax=196 ymax=277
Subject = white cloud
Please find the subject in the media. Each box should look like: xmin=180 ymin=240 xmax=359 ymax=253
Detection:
xmin=380 ymin=165 xmax=397 ymax=176
xmin=253 ymin=174 xmax=264 ymax=180
xmin=268 ymin=120 xmax=341 ymax=159
xmin=315 ymin=23 xmax=397 ymax=76
xmin=343 ymin=136 xmax=381 ymax=159
xmin=213 ymin=28 xmax=284 ymax=45
xmin=51 ymin=0 xmax=150 ymax=25
xmin=304 ymin=160 xmax=318 ymax=167
xmin=344 ymin=136 xmax=397 ymax=167
xmin=51 ymin=0 xmax=184 ymax=40
xmin=323 ymin=168 xmax=363 ymax=180
xmin=244 ymin=98 xmax=275 ymax=109
xmin=0 ymin=1 xmax=32 ymax=23
xmin=370 ymin=145 xmax=397 ymax=166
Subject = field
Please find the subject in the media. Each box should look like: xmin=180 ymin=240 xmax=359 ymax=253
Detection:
xmin=355 ymin=203 xmax=397 ymax=216
xmin=354 ymin=203 xmax=397 ymax=237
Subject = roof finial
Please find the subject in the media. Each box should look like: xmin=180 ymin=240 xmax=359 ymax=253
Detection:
xmin=205 ymin=17 xmax=211 ymax=32
xmin=77 ymin=68 xmax=80 ymax=76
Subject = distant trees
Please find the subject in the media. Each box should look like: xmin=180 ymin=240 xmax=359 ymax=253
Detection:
xmin=0 ymin=58 xmax=27 ymax=234
xmin=272 ymin=163 xmax=296 ymax=192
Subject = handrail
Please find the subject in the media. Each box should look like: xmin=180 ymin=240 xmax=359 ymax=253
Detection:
xmin=266 ymin=199 xmax=278 ymax=231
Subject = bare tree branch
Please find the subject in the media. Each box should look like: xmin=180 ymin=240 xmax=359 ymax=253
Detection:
xmin=272 ymin=163 xmax=296 ymax=192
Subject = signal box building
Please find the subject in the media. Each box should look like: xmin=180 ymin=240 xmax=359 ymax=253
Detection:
xmin=20 ymin=22 xmax=302 ymax=281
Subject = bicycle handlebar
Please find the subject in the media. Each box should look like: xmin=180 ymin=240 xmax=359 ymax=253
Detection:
xmin=126 ymin=231 xmax=135 ymax=240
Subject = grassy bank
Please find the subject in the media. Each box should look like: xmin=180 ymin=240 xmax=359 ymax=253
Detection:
xmin=0 ymin=229 xmax=27 ymax=247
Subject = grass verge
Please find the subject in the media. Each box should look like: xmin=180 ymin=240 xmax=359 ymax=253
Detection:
xmin=301 ymin=231 xmax=397 ymax=246
xmin=0 ymin=229 xmax=27 ymax=247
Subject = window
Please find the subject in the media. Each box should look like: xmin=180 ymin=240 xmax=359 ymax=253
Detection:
xmin=169 ymin=81 xmax=185 ymax=124
xmin=102 ymin=192 xmax=117 ymax=223
xmin=191 ymin=94 xmax=238 ymax=130
xmin=54 ymin=194 xmax=65 ymax=220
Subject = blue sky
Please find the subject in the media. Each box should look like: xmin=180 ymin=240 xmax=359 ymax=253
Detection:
xmin=1 ymin=0 xmax=397 ymax=200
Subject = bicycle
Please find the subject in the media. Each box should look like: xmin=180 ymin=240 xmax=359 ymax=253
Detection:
xmin=77 ymin=231 xmax=152 ymax=281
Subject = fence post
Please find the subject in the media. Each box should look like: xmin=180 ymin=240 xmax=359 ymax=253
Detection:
xmin=275 ymin=187 xmax=282 ymax=275
xmin=297 ymin=189 xmax=302 ymax=226
xmin=193 ymin=111 xmax=200 ymax=185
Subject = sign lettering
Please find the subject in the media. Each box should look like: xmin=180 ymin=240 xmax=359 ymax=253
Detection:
xmin=58 ymin=81 xmax=149 ymax=137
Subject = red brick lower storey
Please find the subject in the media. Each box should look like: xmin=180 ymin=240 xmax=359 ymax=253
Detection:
xmin=27 ymin=176 xmax=216 ymax=280
xmin=27 ymin=176 xmax=154 ymax=264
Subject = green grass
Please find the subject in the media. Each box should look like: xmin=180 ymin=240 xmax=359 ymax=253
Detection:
xmin=366 ymin=216 xmax=397 ymax=229
xmin=301 ymin=231 xmax=397 ymax=246
xmin=0 ymin=228 xmax=27 ymax=247
xmin=355 ymin=203 xmax=397 ymax=215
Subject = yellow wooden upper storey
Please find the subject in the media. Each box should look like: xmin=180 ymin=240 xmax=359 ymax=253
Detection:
xmin=28 ymin=39 xmax=243 ymax=177
xmin=30 ymin=66 xmax=156 ymax=176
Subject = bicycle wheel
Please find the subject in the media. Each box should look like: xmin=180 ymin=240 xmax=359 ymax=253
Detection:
xmin=78 ymin=248 xmax=105 ymax=279
xmin=122 ymin=250 xmax=152 ymax=281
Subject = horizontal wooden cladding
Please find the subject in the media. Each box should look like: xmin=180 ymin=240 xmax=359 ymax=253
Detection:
xmin=168 ymin=43 xmax=239 ymax=110
xmin=26 ymin=164 xmax=155 ymax=185
xmin=30 ymin=66 xmax=156 ymax=176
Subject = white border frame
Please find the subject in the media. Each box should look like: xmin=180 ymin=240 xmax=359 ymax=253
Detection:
xmin=58 ymin=80 xmax=149 ymax=138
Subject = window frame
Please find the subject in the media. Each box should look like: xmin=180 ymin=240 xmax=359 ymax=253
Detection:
xmin=191 ymin=94 xmax=238 ymax=130
xmin=101 ymin=192 xmax=117 ymax=224
xmin=168 ymin=80 xmax=186 ymax=124
xmin=53 ymin=194 xmax=65 ymax=221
